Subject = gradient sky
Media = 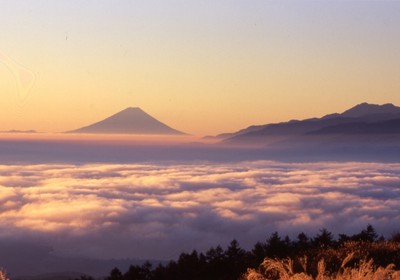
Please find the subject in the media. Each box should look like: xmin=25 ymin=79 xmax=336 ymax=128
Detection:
xmin=1 ymin=1 xmax=400 ymax=135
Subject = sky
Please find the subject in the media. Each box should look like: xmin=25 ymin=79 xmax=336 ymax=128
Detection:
xmin=1 ymin=1 xmax=400 ymax=135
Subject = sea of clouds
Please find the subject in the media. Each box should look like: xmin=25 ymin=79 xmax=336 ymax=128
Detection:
xmin=0 ymin=161 xmax=399 ymax=261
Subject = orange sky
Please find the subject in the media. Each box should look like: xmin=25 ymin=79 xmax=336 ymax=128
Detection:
xmin=1 ymin=1 xmax=400 ymax=136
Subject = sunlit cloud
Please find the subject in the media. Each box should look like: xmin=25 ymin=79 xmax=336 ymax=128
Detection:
xmin=0 ymin=161 xmax=399 ymax=260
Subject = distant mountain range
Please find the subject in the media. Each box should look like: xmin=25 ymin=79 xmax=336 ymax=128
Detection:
xmin=0 ymin=130 xmax=38 ymax=134
xmin=5 ymin=103 xmax=399 ymax=141
xmin=67 ymin=107 xmax=185 ymax=135
xmin=216 ymin=103 xmax=400 ymax=144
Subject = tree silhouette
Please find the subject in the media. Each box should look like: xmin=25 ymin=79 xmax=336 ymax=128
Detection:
xmin=296 ymin=232 xmax=310 ymax=251
xmin=355 ymin=224 xmax=378 ymax=242
xmin=124 ymin=261 xmax=152 ymax=280
xmin=223 ymin=240 xmax=248 ymax=280
xmin=106 ymin=267 xmax=124 ymax=280
xmin=313 ymin=228 xmax=334 ymax=248
xmin=251 ymin=241 xmax=267 ymax=265
xmin=265 ymin=232 xmax=290 ymax=258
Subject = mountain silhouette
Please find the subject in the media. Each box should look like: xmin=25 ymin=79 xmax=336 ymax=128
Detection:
xmin=310 ymin=118 xmax=400 ymax=135
xmin=222 ymin=103 xmax=400 ymax=144
xmin=341 ymin=102 xmax=400 ymax=118
xmin=68 ymin=107 xmax=185 ymax=135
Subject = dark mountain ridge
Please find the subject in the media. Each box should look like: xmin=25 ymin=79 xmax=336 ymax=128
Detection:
xmin=222 ymin=103 xmax=400 ymax=144
xmin=341 ymin=102 xmax=400 ymax=118
xmin=310 ymin=118 xmax=400 ymax=135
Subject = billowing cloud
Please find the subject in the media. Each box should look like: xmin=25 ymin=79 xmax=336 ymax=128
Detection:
xmin=0 ymin=161 xmax=399 ymax=260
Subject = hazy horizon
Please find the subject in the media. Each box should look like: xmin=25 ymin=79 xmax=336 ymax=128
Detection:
xmin=1 ymin=101 xmax=400 ymax=138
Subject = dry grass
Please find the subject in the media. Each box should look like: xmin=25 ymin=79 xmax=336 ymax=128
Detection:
xmin=242 ymin=253 xmax=400 ymax=280
xmin=0 ymin=268 xmax=9 ymax=280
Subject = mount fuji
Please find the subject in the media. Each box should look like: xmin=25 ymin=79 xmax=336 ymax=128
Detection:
xmin=67 ymin=107 xmax=185 ymax=135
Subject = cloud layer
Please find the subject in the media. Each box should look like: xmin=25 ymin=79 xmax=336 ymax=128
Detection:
xmin=0 ymin=161 xmax=399 ymax=260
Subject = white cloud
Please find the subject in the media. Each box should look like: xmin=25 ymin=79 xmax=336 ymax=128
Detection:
xmin=0 ymin=161 xmax=399 ymax=259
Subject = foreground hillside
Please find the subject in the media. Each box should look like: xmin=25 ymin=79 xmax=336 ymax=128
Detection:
xmin=59 ymin=225 xmax=399 ymax=280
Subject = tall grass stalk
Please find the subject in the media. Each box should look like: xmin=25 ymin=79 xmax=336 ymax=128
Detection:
xmin=243 ymin=254 xmax=400 ymax=280
xmin=0 ymin=268 xmax=9 ymax=280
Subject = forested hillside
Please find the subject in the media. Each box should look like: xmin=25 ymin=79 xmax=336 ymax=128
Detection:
xmin=72 ymin=225 xmax=400 ymax=280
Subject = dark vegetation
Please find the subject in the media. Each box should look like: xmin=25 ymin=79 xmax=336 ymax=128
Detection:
xmin=75 ymin=225 xmax=400 ymax=280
